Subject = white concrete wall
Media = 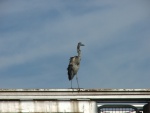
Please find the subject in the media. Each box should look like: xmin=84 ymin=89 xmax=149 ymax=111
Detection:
xmin=0 ymin=100 xmax=97 ymax=113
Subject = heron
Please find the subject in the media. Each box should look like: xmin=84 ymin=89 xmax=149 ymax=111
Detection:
xmin=67 ymin=42 xmax=85 ymax=89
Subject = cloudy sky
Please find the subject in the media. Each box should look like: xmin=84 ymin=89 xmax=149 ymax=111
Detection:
xmin=0 ymin=0 xmax=150 ymax=89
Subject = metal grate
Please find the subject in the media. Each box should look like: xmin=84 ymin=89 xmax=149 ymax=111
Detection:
xmin=98 ymin=105 xmax=138 ymax=113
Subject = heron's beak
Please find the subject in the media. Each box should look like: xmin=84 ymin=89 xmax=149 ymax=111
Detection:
xmin=81 ymin=43 xmax=85 ymax=46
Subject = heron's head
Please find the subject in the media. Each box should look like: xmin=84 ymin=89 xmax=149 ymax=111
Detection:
xmin=77 ymin=42 xmax=84 ymax=53
xmin=78 ymin=42 xmax=85 ymax=47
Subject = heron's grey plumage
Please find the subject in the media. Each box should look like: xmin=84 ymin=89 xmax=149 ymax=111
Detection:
xmin=67 ymin=42 xmax=84 ymax=88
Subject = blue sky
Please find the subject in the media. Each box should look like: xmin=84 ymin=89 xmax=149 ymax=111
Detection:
xmin=0 ymin=0 xmax=150 ymax=89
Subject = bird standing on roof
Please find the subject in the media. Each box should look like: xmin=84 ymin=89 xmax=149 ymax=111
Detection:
xmin=67 ymin=42 xmax=85 ymax=89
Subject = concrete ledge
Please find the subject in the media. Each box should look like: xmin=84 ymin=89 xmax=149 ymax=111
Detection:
xmin=0 ymin=89 xmax=149 ymax=102
xmin=0 ymin=88 xmax=150 ymax=92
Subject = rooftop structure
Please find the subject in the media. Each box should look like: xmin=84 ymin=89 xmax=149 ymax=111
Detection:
xmin=0 ymin=89 xmax=149 ymax=112
xmin=0 ymin=89 xmax=150 ymax=102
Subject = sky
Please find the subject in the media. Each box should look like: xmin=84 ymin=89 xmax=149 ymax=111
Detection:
xmin=0 ymin=0 xmax=150 ymax=89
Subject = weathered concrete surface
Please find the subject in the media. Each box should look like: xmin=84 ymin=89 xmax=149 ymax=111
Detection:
xmin=0 ymin=89 xmax=150 ymax=102
xmin=0 ymin=89 xmax=150 ymax=112
xmin=0 ymin=100 xmax=97 ymax=112
xmin=0 ymin=88 xmax=150 ymax=91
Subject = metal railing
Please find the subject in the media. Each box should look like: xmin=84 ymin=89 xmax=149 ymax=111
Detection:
xmin=98 ymin=104 xmax=139 ymax=113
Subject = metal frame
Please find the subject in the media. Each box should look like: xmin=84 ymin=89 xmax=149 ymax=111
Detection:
xmin=98 ymin=104 xmax=139 ymax=113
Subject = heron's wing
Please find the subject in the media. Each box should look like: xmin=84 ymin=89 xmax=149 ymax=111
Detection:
xmin=67 ymin=56 xmax=77 ymax=80
xmin=67 ymin=64 xmax=74 ymax=80
xmin=67 ymin=56 xmax=80 ymax=80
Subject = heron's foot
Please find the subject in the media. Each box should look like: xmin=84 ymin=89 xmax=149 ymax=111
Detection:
xmin=77 ymin=88 xmax=80 ymax=92
xmin=71 ymin=88 xmax=74 ymax=92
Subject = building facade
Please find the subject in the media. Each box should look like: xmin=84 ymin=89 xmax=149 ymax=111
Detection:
xmin=0 ymin=89 xmax=149 ymax=113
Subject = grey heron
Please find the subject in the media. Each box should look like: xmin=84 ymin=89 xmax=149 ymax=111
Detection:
xmin=67 ymin=42 xmax=85 ymax=89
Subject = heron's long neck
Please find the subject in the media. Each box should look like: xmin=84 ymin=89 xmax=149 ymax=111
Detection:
xmin=77 ymin=45 xmax=82 ymax=57
xmin=78 ymin=50 xmax=81 ymax=57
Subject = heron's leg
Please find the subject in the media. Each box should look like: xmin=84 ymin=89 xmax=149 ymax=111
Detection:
xmin=71 ymin=79 xmax=75 ymax=92
xmin=71 ymin=71 xmax=73 ymax=89
xmin=71 ymin=79 xmax=72 ymax=89
xmin=76 ymin=74 xmax=80 ymax=89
